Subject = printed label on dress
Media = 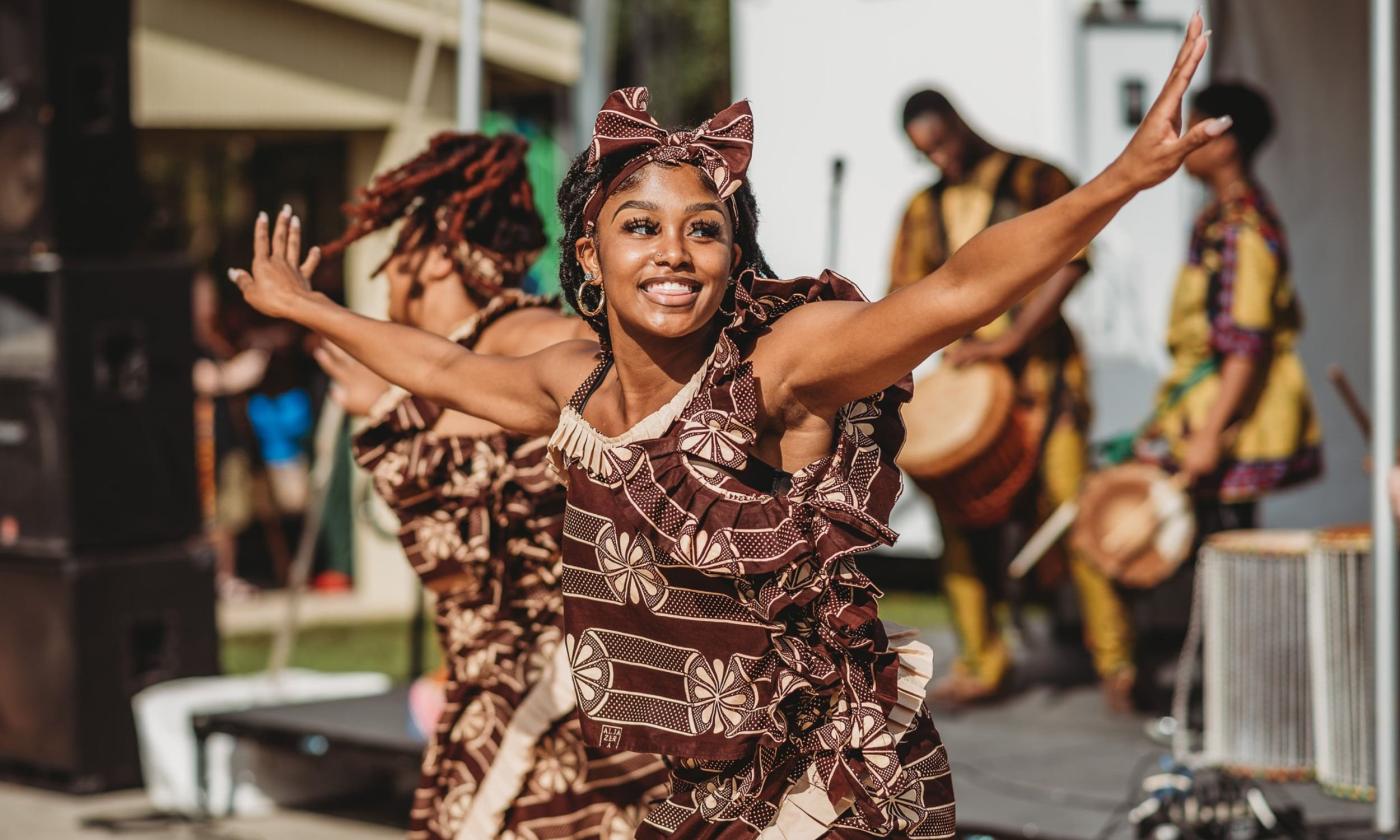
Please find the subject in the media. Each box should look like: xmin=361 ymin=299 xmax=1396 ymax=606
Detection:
xmin=600 ymin=725 xmax=623 ymax=749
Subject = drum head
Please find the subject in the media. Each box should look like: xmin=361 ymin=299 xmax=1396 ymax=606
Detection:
xmin=1204 ymin=529 xmax=1315 ymax=556
xmin=897 ymin=361 xmax=1015 ymax=477
xmin=1072 ymin=463 xmax=1195 ymax=588
xmin=1315 ymin=524 xmax=1372 ymax=553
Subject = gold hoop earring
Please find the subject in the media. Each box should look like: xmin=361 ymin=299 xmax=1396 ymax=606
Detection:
xmin=578 ymin=271 xmax=606 ymax=318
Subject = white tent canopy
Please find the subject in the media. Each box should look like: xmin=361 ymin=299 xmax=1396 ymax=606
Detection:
xmin=132 ymin=0 xmax=580 ymax=129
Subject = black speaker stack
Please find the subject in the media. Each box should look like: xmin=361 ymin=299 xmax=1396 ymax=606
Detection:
xmin=0 ymin=0 xmax=219 ymax=792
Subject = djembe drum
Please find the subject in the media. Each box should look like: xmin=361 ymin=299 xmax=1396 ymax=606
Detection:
xmin=1200 ymin=530 xmax=1315 ymax=779
xmin=1071 ymin=463 xmax=1194 ymax=588
xmin=897 ymin=361 xmax=1038 ymax=528
xmin=1308 ymin=525 xmax=1374 ymax=800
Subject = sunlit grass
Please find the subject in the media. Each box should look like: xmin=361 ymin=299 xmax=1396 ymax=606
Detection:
xmin=220 ymin=592 xmax=950 ymax=678
xmin=877 ymin=591 xmax=951 ymax=629
xmin=221 ymin=620 xmax=441 ymax=680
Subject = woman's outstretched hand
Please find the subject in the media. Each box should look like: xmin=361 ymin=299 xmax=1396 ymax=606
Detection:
xmin=1111 ymin=11 xmax=1227 ymax=192
xmin=228 ymin=205 xmax=323 ymax=321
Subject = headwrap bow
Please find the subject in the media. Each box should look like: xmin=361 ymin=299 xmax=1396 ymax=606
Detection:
xmin=582 ymin=87 xmax=754 ymax=230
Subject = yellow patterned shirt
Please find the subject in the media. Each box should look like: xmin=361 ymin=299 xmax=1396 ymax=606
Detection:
xmin=1150 ymin=183 xmax=1322 ymax=500
xmin=889 ymin=151 xmax=1091 ymax=429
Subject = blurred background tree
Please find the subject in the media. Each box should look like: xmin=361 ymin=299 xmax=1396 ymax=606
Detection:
xmin=612 ymin=0 xmax=733 ymax=126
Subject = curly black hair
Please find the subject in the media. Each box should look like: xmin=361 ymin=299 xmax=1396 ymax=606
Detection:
xmin=556 ymin=147 xmax=776 ymax=343
xmin=901 ymin=89 xmax=957 ymax=128
xmin=1192 ymin=81 xmax=1276 ymax=165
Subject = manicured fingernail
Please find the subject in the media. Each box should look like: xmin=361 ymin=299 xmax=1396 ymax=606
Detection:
xmin=280 ymin=204 xmax=292 ymax=216
xmin=1203 ymin=28 xmax=1213 ymax=38
xmin=226 ymin=268 xmax=239 ymax=282
xmin=257 ymin=211 xmax=268 ymax=223
xmin=1205 ymin=115 xmax=1233 ymax=136
xmin=290 ymin=215 xmax=301 ymax=229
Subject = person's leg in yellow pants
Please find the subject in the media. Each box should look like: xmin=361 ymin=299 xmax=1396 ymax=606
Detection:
xmin=936 ymin=518 xmax=1011 ymax=699
xmin=1039 ymin=419 xmax=1135 ymax=707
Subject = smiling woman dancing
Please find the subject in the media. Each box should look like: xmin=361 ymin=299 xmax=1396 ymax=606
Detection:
xmin=232 ymin=16 xmax=1221 ymax=837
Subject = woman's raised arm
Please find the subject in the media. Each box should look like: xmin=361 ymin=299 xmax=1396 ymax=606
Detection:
xmin=228 ymin=208 xmax=581 ymax=436
xmin=769 ymin=13 xmax=1225 ymax=413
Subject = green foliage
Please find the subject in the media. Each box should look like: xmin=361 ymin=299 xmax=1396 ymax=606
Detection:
xmin=483 ymin=111 xmax=565 ymax=296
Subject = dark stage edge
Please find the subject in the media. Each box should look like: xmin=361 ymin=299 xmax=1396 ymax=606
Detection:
xmin=192 ymin=687 xmax=424 ymax=825
xmin=194 ymin=686 xmax=425 ymax=762
xmin=932 ymin=684 xmax=1376 ymax=840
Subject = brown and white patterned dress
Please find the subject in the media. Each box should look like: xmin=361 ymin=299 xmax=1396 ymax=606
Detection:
xmin=548 ymin=272 xmax=957 ymax=838
xmin=353 ymin=291 xmax=670 ymax=840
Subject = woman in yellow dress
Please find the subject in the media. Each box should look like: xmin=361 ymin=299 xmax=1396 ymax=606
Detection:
xmin=1144 ymin=81 xmax=1322 ymax=524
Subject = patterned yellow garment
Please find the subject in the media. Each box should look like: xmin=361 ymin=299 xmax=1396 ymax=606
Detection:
xmin=889 ymin=152 xmax=1132 ymax=686
xmin=1148 ymin=182 xmax=1322 ymax=501
xmin=889 ymin=150 xmax=1090 ymax=428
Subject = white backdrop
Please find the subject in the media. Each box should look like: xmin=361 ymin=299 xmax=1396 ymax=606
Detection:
xmin=732 ymin=0 xmax=1201 ymax=556
xmin=1210 ymin=0 xmax=1377 ymax=531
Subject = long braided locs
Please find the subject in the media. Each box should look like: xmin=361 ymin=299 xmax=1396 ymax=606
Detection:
xmin=323 ymin=132 xmax=546 ymax=297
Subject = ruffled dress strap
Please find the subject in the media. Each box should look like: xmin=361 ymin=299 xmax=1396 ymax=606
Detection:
xmin=547 ymin=345 xmax=716 ymax=483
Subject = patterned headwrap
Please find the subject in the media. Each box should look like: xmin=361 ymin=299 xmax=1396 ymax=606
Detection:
xmin=582 ymin=87 xmax=755 ymax=232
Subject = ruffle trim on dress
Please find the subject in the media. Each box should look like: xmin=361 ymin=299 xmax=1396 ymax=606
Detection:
xmin=756 ymin=627 xmax=933 ymax=840
xmin=546 ymin=343 xmax=717 ymax=484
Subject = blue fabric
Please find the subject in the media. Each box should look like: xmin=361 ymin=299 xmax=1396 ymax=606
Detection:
xmin=247 ymin=389 xmax=312 ymax=464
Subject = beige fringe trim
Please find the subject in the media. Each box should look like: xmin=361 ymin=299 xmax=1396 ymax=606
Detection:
xmin=547 ymin=346 xmax=716 ymax=478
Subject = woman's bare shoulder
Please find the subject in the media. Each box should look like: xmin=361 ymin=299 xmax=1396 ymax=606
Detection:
xmin=533 ymin=338 xmax=605 ymax=407
xmin=480 ymin=304 xmax=594 ymax=356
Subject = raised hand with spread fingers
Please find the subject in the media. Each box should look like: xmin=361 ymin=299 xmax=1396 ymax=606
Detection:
xmin=227 ymin=205 xmax=323 ymax=321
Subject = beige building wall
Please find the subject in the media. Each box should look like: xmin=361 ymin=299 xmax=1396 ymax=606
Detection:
xmin=133 ymin=0 xmax=578 ymax=625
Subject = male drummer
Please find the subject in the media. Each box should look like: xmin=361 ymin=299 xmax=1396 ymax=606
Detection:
xmin=890 ymin=89 xmax=1134 ymax=709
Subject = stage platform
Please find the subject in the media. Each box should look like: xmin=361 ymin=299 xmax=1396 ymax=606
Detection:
xmin=933 ymin=684 xmax=1375 ymax=839
xmin=191 ymin=621 xmax=1380 ymax=838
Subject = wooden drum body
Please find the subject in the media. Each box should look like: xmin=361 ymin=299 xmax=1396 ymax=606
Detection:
xmin=1307 ymin=526 xmax=1375 ymax=800
xmin=898 ymin=362 xmax=1037 ymax=528
xmin=1201 ymin=530 xmax=1314 ymax=779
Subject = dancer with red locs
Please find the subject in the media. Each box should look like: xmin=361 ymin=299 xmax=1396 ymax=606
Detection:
xmin=311 ymin=132 xmax=668 ymax=839
xmin=232 ymin=15 xmax=1221 ymax=836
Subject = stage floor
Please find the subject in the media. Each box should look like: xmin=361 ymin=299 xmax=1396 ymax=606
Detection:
xmin=923 ymin=637 xmax=1376 ymax=840
xmin=188 ymin=618 xmax=1379 ymax=839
